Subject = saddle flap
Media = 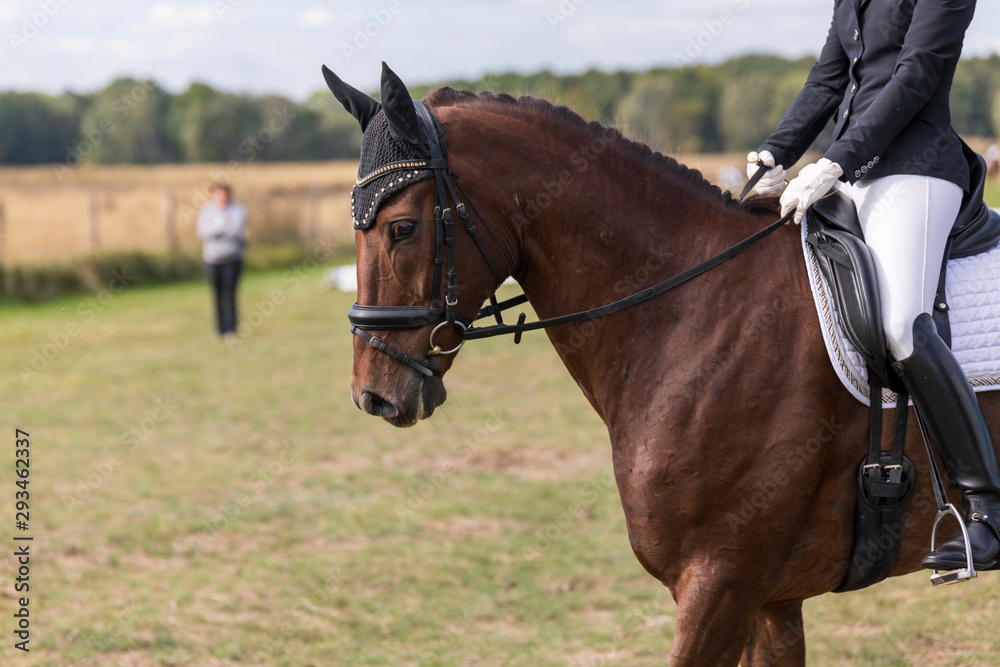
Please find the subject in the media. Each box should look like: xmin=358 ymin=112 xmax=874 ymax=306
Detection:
xmin=810 ymin=187 xmax=862 ymax=238
xmin=806 ymin=194 xmax=893 ymax=385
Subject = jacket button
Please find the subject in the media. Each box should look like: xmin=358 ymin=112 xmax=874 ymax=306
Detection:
xmin=843 ymin=109 xmax=849 ymax=118
xmin=852 ymin=84 xmax=857 ymax=93
xmin=854 ymin=29 xmax=860 ymax=40
xmin=867 ymin=161 xmax=874 ymax=169
xmin=853 ymin=57 xmax=858 ymax=64
xmin=873 ymin=156 xmax=879 ymax=164
xmin=855 ymin=170 xmax=862 ymax=178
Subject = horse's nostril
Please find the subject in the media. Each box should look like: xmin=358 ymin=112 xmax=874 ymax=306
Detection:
xmin=359 ymin=391 xmax=399 ymax=418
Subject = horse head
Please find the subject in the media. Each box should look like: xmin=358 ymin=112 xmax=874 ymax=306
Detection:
xmin=324 ymin=63 xmax=514 ymax=427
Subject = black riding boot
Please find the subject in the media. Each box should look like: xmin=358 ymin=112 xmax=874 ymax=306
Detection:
xmin=892 ymin=314 xmax=1000 ymax=571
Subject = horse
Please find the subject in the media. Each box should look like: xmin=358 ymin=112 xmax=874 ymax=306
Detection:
xmin=328 ymin=63 xmax=1000 ymax=666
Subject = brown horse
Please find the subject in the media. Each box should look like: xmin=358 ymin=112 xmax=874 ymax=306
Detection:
xmin=330 ymin=64 xmax=1000 ymax=665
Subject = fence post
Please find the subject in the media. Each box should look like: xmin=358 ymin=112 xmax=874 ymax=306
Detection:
xmin=307 ymin=185 xmax=320 ymax=243
xmin=89 ymin=189 xmax=100 ymax=252
xmin=0 ymin=199 xmax=5 ymax=263
xmin=163 ymin=187 xmax=177 ymax=252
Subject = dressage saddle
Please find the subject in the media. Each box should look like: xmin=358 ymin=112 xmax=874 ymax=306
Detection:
xmin=806 ymin=142 xmax=1000 ymax=390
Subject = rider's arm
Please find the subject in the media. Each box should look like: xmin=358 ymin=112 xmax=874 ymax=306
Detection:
xmin=823 ymin=0 xmax=975 ymax=183
xmin=758 ymin=11 xmax=849 ymax=171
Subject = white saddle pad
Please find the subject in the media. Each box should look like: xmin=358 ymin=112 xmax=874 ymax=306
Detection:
xmin=801 ymin=216 xmax=1000 ymax=407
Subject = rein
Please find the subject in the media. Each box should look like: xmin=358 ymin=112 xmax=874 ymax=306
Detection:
xmin=348 ymin=113 xmax=788 ymax=376
xmin=462 ymin=208 xmax=792 ymax=342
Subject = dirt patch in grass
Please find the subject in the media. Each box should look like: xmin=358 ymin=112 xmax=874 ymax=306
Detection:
xmin=457 ymin=445 xmax=610 ymax=481
xmin=73 ymin=652 xmax=243 ymax=667
xmin=910 ymin=640 xmax=997 ymax=667
xmin=424 ymin=516 xmax=524 ymax=541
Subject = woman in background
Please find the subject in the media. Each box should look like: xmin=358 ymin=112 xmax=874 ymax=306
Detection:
xmin=196 ymin=183 xmax=247 ymax=339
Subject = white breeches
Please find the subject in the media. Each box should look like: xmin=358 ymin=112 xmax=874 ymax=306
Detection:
xmin=834 ymin=174 xmax=964 ymax=359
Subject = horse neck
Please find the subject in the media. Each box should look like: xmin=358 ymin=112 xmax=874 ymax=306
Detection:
xmin=447 ymin=105 xmax=795 ymax=418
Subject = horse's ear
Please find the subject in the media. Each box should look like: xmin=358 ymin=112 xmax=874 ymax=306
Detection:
xmin=380 ymin=62 xmax=423 ymax=145
xmin=322 ymin=65 xmax=381 ymax=132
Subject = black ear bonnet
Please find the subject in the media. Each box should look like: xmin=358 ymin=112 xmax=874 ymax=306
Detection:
xmin=350 ymin=108 xmax=446 ymax=230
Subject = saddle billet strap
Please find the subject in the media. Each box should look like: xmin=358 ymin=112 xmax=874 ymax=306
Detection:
xmin=866 ymin=374 xmax=883 ymax=473
xmin=865 ymin=383 xmax=911 ymax=499
xmin=889 ymin=390 xmax=909 ymax=484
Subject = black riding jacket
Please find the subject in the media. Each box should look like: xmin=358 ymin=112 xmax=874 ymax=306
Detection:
xmin=759 ymin=0 xmax=976 ymax=190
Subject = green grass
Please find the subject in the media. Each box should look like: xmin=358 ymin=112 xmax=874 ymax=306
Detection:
xmin=985 ymin=181 xmax=1000 ymax=209
xmin=1 ymin=261 xmax=1000 ymax=666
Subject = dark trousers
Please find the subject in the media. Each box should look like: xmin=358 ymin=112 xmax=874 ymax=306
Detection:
xmin=206 ymin=260 xmax=242 ymax=335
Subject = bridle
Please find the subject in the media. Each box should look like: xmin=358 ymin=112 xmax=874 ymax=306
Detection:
xmin=348 ymin=100 xmax=515 ymax=377
xmin=348 ymin=104 xmax=791 ymax=377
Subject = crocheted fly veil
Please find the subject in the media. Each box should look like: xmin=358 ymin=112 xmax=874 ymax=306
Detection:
xmin=322 ymin=62 xmax=443 ymax=230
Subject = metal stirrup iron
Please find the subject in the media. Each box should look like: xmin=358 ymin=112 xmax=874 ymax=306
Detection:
xmin=913 ymin=410 xmax=978 ymax=585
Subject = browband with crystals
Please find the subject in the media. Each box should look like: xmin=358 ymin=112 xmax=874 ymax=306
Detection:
xmin=355 ymin=160 xmax=429 ymax=187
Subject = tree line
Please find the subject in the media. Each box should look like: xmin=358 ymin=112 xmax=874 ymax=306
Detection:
xmin=3 ymin=53 xmax=999 ymax=167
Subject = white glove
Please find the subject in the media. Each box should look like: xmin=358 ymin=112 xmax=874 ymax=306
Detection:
xmin=746 ymin=150 xmax=786 ymax=196
xmin=780 ymin=158 xmax=844 ymax=225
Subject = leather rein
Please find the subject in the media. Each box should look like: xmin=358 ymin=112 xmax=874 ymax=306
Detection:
xmin=348 ymin=105 xmax=791 ymax=378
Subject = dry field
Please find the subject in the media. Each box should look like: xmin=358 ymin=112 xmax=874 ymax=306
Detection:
xmin=2 ymin=148 xmax=996 ymax=267
xmin=0 ymin=161 xmax=360 ymax=264
xmin=0 ymin=154 xmax=753 ymax=266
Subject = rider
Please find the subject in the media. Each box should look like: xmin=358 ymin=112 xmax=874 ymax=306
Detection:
xmin=751 ymin=0 xmax=1000 ymax=573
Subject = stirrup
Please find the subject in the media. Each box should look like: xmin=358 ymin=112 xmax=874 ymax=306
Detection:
xmin=929 ymin=503 xmax=978 ymax=586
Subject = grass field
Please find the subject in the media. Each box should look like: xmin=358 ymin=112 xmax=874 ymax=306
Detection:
xmin=2 ymin=254 xmax=1000 ymax=666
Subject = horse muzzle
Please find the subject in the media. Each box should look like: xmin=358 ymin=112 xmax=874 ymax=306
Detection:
xmin=353 ymin=373 xmax=448 ymax=427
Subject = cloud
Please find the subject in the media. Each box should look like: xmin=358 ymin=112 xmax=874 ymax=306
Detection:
xmin=298 ymin=8 xmax=331 ymax=28
xmin=0 ymin=2 xmax=17 ymax=22
xmin=53 ymin=36 xmax=96 ymax=55
xmin=146 ymin=2 xmax=216 ymax=29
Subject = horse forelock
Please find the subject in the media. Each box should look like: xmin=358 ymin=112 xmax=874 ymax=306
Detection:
xmin=424 ymin=86 xmax=758 ymax=213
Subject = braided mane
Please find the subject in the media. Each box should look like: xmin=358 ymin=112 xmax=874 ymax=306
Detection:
xmin=424 ymin=87 xmax=774 ymax=212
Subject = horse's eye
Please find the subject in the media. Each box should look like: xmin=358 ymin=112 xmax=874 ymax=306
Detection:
xmin=391 ymin=220 xmax=416 ymax=241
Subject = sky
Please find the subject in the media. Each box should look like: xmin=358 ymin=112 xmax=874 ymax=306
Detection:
xmin=2 ymin=0 xmax=999 ymax=100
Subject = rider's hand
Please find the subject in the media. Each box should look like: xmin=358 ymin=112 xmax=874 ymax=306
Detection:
xmin=746 ymin=150 xmax=786 ymax=196
xmin=779 ymin=158 xmax=844 ymax=225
